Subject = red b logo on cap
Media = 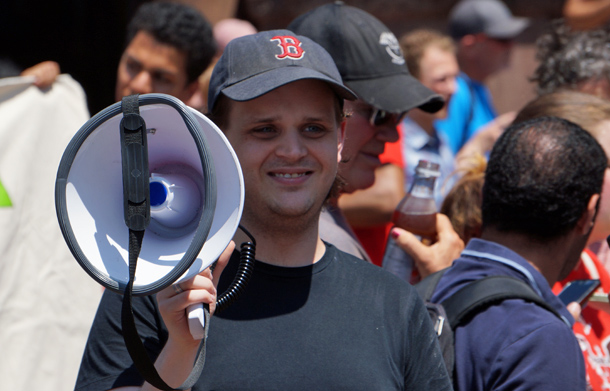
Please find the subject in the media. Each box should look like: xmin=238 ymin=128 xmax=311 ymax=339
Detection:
xmin=271 ymin=36 xmax=305 ymax=60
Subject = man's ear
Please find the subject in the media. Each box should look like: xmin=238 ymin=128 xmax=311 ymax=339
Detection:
xmin=337 ymin=119 xmax=347 ymax=164
xmin=578 ymin=193 xmax=601 ymax=235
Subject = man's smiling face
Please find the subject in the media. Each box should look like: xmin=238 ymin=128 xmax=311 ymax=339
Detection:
xmin=222 ymin=79 xmax=345 ymax=228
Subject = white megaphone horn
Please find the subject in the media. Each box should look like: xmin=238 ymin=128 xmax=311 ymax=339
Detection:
xmin=55 ymin=93 xmax=245 ymax=340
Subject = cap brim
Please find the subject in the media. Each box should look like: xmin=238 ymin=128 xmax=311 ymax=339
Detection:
xmin=486 ymin=17 xmax=529 ymax=39
xmin=346 ymin=73 xmax=444 ymax=113
xmin=221 ymin=66 xmax=357 ymax=102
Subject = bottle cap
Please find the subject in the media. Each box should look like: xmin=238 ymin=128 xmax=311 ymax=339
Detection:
xmin=415 ymin=160 xmax=440 ymax=177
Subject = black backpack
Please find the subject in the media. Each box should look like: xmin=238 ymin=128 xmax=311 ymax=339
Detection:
xmin=414 ymin=269 xmax=563 ymax=382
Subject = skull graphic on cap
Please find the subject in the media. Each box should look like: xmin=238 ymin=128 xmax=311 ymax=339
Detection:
xmin=379 ymin=32 xmax=405 ymax=65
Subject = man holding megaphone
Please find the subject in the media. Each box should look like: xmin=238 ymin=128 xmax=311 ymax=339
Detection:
xmin=75 ymin=30 xmax=451 ymax=391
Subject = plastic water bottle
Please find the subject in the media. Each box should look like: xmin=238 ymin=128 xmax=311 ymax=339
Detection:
xmin=382 ymin=160 xmax=440 ymax=284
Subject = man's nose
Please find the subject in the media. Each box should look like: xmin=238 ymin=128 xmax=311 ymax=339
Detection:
xmin=129 ymin=71 xmax=153 ymax=94
xmin=376 ymin=122 xmax=400 ymax=143
xmin=275 ymin=131 xmax=308 ymax=160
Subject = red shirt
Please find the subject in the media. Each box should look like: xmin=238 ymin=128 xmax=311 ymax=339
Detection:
xmin=352 ymin=125 xmax=405 ymax=266
xmin=553 ymin=249 xmax=610 ymax=391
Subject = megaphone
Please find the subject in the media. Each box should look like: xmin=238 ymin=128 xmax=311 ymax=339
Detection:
xmin=55 ymin=94 xmax=245 ymax=340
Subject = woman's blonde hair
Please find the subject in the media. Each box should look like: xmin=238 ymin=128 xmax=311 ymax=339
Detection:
xmin=514 ymin=90 xmax=610 ymax=139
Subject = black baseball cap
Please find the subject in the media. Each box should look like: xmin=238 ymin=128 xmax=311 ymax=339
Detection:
xmin=449 ymin=0 xmax=529 ymax=40
xmin=288 ymin=1 xmax=443 ymax=114
xmin=208 ymin=29 xmax=357 ymax=111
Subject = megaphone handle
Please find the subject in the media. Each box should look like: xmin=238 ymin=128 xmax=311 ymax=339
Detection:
xmin=187 ymin=303 xmax=205 ymax=340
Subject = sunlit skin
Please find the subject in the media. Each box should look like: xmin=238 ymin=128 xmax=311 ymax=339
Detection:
xmin=222 ymin=80 xmax=345 ymax=240
xmin=578 ymin=78 xmax=610 ymax=101
xmin=340 ymin=99 xmax=400 ymax=193
xmin=115 ymin=31 xmax=198 ymax=102
xmin=416 ymin=45 xmax=459 ymax=120
xmin=481 ymin=36 xmax=514 ymax=75
xmin=408 ymin=44 xmax=459 ymax=137
xmin=459 ymin=33 xmax=514 ymax=83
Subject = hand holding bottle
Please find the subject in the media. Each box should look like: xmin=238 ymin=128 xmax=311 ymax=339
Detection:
xmin=382 ymin=160 xmax=440 ymax=283
xmin=390 ymin=213 xmax=464 ymax=278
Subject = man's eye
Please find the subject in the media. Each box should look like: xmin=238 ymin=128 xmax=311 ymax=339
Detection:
xmin=152 ymin=73 xmax=172 ymax=86
xmin=125 ymin=60 xmax=141 ymax=74
xmin=303 ymin=124 xmax=326 ymax=136
xmin=251 ymin=126 xmax=277 ymax=137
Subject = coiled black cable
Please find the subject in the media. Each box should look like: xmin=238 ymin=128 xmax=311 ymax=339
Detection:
xmin=216 ymin=225 xmax=256 ymax=313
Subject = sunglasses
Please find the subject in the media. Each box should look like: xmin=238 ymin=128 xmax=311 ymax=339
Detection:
xmin=490 ymin=37 xmax=513 ymax=46
xmin=357 ymin=106 xmax=406 ymax=126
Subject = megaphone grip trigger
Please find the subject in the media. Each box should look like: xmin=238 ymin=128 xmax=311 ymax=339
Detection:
xmin=187 ymin=303 xmax=206 ymax=340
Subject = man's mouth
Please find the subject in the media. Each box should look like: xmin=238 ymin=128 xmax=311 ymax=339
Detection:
xmin=360 ymin=151 xmax=381 ymax=162
xmin=271 ymin=172 xmax=310 ymax=178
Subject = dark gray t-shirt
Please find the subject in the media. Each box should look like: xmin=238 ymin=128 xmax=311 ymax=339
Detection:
xmin=75 ymin=243 xmax=450 ymax=390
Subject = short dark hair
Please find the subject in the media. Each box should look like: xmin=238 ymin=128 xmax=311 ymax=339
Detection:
xmin=532 ymin=20 xmax=610 ymax=95
xmin=482 ymin=116 xmax=606 ymax=241
xmin=126 ymin=1 xmax=216 ymax=84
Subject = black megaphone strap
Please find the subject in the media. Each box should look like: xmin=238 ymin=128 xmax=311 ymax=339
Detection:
xmin=119 ymin=94 xmax=209 ymax=390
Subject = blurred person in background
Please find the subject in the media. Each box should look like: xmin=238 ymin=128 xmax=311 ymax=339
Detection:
xmin=193 ymin=17 xmax=258 ymax=112
xmin=563 ymin=0 xmax=610 ymax=30
xmin=0 ymin=59 xmax=97 ymax=390
xmin=532 ymin=19 xmax=610 ymax=100
xmin=435 ymin=0 xmax=527 ymax=155
xmin=114 ymin=1 xmax=216 ymax=105
xmin=288 ymin=3 xmax=445 ymax=262
xmin=532 ymin=20 xmax=610 ymax=269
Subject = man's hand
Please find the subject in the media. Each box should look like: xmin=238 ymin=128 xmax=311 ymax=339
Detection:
xmin=390 ymin=214 xmax=464 ymax=278
xmin=156 ymin=240 xmax=234 ymax=349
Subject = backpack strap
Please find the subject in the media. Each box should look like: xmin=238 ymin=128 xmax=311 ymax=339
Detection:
xmin=414 ymin=268 xmax=449 ymax=301
xmin=441 ymin=275 xmax=562 ymax=329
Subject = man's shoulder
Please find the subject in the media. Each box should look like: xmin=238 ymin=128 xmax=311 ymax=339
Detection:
xmin=434 ymin=244 xmax=579 ymax=381
xmin=331 ymin=243 xmax=387 ymax=269
xmin=319 ymin=211 xmax=372 ymax=262
xmin=468 ymin=296 xmax=567 ymax=334
xmin=448 ymin=74 xmax=471 ymax=101
xmin=430 ymin=241 xmax=569 ymax=331
xmin=328 ymin=243 xmax=379 ymax=270
xmin=453 ymin=298 xmax=584 ymax=391
xmin=329 ymin=244 xmax=415 ymax=290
